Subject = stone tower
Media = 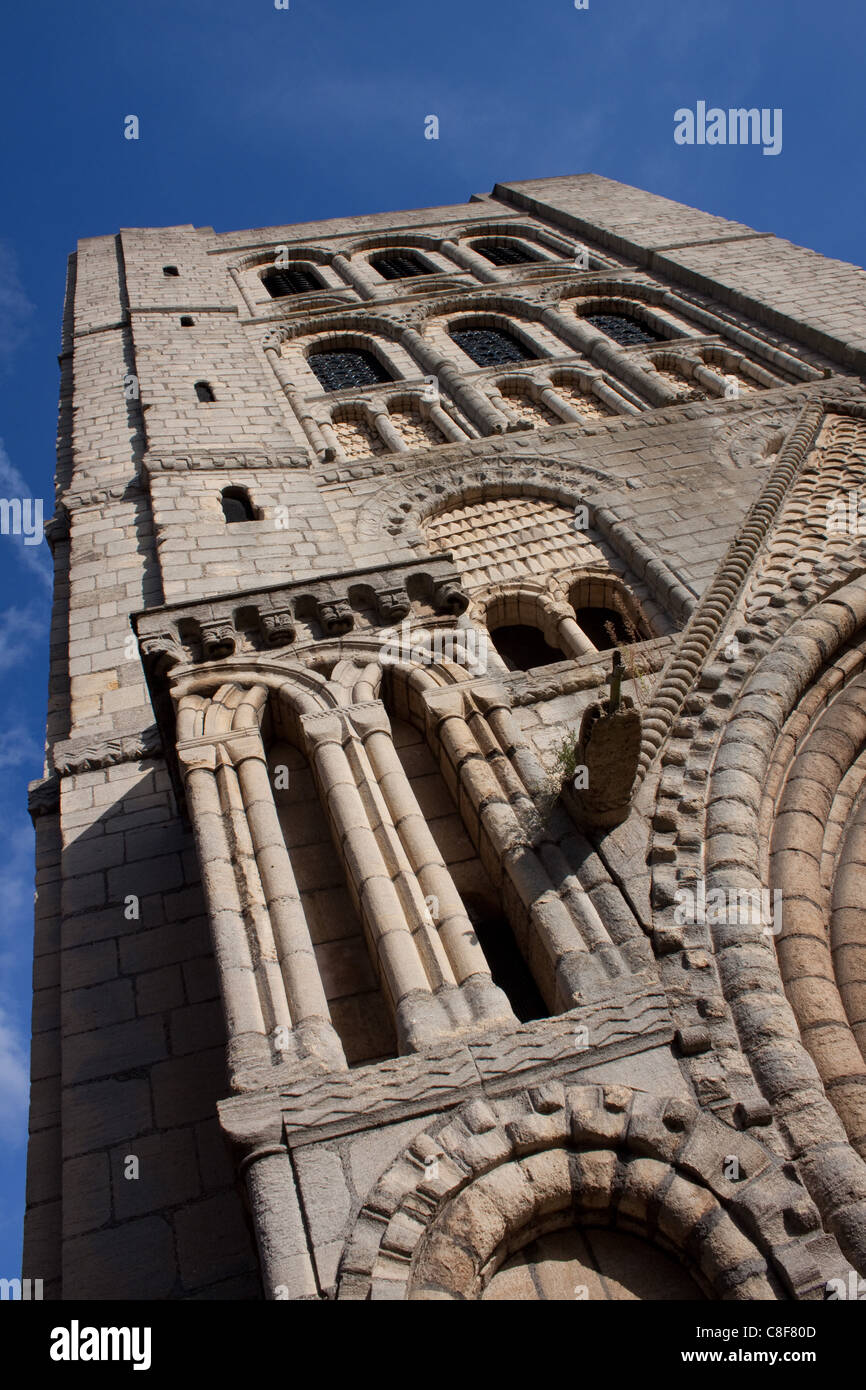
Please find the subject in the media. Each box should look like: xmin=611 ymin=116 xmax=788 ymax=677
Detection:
xmin=24 ymin=175 xmax=866 ymax=1301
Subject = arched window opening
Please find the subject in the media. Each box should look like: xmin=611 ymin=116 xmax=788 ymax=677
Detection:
xmin=163 ymin=265 xmax=179 ymax=276
xmin=450 ymin=326 xmax=535 ymax=368
xmin=550 ymin=377 xmax=616 ymax=420
xmin=470 ymin=239 xmax=541 ymax=267
xmin=388 ymin=403 xmax=445 ymax=448
xmin=271 ymin=741 xmax=398 ymax=1066
xmin=332 ymin=412 xmax=385 ymax=459
xmin=572 ymin=604 xmax=635 ymax=650
xmin=490 ymin=623 xmax=565 ymax=672
xmin=180 ymin=315 xmax=194 ymax=327
xmin=482 ymin=1226 xmax=706 ymax=1301
xmin=308 ymin=347 xmax=393 ymax=392
xmin=370 ymin=251 xmax=430 ymax=280
xmin=194 ymin=380 xmax=215 ymax=402
xmin=498 ymin=383 xmax=561 ymax=427
xmin=390 ymin=715 xmax=546 ymax=1022
xmin=463 ymin=896 xmax=546 ymax=1023
xmin=262 ymin=265 xmax=322 ymax=298
xmin=585 ymin=314 xmax=664 ymax=347
xmin=649 ymin=359 xmax=706 ymax=398
xmin=220 ymin=487 xmax=256 ymax=523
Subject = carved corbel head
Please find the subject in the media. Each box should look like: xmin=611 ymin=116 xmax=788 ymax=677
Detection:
xmin=432 ymin=575 xmax=469 ymax=616
xmin=199 ymin=619 xmax=237 ymax=659
xmin=317 ymin=598 xmax=354 ymax=636
xmin=376 ymin=584 xmax=411 ymax=625
xmin=258 ymin=605 xmax=296 ymax=649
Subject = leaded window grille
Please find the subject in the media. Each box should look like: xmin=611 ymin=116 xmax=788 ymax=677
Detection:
xmin=308 ymin=348 xmax=392 ymax=392
xmin=450 ymin=327 xmax=535 ymax=367
xmin=370 ymin=251 xmax=430 ymax=280
xmin=263 ymin=265 xmax=322 ymax=298
xmin=473 ymin=241 xmax=538 ymax=267
xmin=585 ymin=314 xmax=664 ymax=347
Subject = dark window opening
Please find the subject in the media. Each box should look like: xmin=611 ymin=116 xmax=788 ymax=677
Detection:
xmin=573 ymin=605 xmax=635 ymax=650
xmin=586 ymin=314 xmax=663 ymax=347
xmin=370 ymin=251 xmax=430 ymax=280
xmin=163 ymin=265 xmax=179 ymax=276
xmin=221 ymin=487 xmax=256 ymax=523
xmin=262 ymin=266 xmax=322 ymax=298
xmin=308 ymin=348 xmax=392 ymax=392
xmin=450 ymin=327 xmax=535 ymax=368
xmin=194 ymin=381 xmax=215 ymax=402
xmin=473 ymin=241 xmax=540 ymax=267
xmin=180 ymin=315 xmax=194 ymax=327
xmin=465 ymin=899 xmax=547 ymax=1023
xmin=491 ymin=624 xmax=564 ymax=671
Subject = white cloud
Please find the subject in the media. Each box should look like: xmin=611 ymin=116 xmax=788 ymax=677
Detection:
xmin=0 ymin=728 xmax=42 ymax=773
xmin=0 ymin=1005 xmax=29 ymax=1143
xmin=0 ymin=606 xmax=44 ymax=671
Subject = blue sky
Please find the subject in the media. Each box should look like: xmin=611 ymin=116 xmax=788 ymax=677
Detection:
xmin=0 ymin=0 xmax=863 ymax=1279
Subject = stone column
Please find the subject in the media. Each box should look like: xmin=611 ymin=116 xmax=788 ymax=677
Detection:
xmin=427 ymin=401 xmax=469 ymax=442
xmin=228 ymin=265 xmax=258 ymax=316
xmin=331 ymin=253 xmax=380 ymax=300
xmin=228 ymin=730 xmax=346 ymax=1071
xmin=264 ymin=344 xmax=334 ymax=460
xmin=178 ymin=743 xmax=273 ymax=1088
xmin=370 ymin=405 xmax=409 ymax=453
xmin=425 ymin=685 xmax=617 ymax=1010
xmin=400 ymin=326 xmax=509 ymax=435
xmin=439 ymin=238 xmax=504 ymax=283
xmin=538 ymin=305 xmax=679 ymax=407
xmin=348 ymin=701 xmax=514 ymax=1028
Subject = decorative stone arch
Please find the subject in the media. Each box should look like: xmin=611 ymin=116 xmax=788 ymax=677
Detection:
xmin=570 ymin=294 xmax=694 ymax=343
xmin=354 ymin=457 xmax=615 ymax=548
xmin=441 ymin=310 xmax=556 ymax=367
xmin=567 ymin=570 xmax=656 ymax=642
xmin=546 ymin=365 xmax=638 ymax=418
xmin=449 ymin=220 xmax=579 ymax=262
xmin=697 ymin=344 xmax=787 ymax=391
xmin=704 ymin=572 xmax=866 ymax=1273
xmin=336 ymin=1083 xmax=830 ymax=1300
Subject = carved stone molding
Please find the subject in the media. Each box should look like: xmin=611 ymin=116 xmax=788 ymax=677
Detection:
xmin=144 ymin=449 xmax=311 ymax=473
xmin=52 ymin=724 xmax=163 ymax=776
xmin=133 ymin=555 xmax=469 ymax=674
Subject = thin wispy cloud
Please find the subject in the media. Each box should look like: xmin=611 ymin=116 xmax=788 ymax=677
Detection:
xmin=0 ymin=1007 xmax=29 ymax=1144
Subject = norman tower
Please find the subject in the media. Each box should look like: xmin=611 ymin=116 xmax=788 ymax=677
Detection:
xmin=24 ymin=175 xmax=866 ymax=1300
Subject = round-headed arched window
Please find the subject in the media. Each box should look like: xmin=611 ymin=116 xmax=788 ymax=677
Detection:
xmin=194 ymin=381 xmax=215 ymax=402
xmin=585 ymin=314 xmax=664 ymax=347
xmin=370 ymin=251 xmax=431 ymax=280
xmin=308 ymin=347 xmax=393 ymax=392
xmin=262 ymin=264 xmax=322 ymax=298
xmin=470 ymin=239 xmax=542 ymax=267
xmin=220 ymin=487 xmax=256 ymax=523
xmin=450 ymin=325 xmax=535 ymax=368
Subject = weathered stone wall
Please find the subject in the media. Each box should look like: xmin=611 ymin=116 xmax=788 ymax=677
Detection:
xmin=24 ymin=174 xmax=866 ymax=1301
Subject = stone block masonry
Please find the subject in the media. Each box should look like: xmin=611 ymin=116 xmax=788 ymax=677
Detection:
xmin=23 ymin=173 xmax=866 ymax=1301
